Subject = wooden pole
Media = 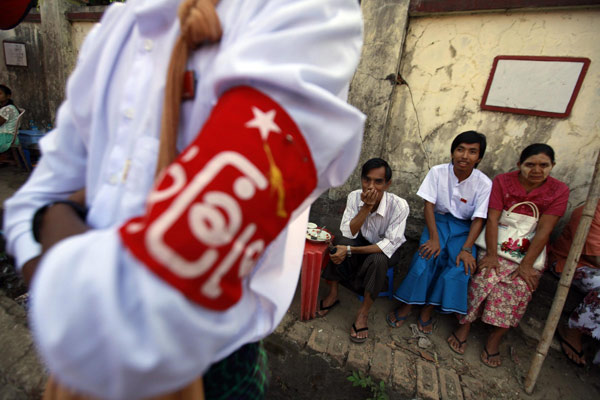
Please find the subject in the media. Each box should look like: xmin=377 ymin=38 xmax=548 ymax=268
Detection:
xmin=524 ymin=150 xmax=600 ymax=394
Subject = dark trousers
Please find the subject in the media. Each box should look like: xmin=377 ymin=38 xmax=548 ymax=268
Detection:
xmin=321 ymin=233 xmax=401 ymax=299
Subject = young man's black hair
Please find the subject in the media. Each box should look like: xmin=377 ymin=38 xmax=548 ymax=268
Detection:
xmin=451 ymin=131 xmax=486 ymax=158
xmin=450 ymin=131 xmax=487 ymax=167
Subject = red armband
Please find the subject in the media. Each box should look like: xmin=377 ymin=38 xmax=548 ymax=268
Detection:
xmin=120 ymin=86 xmax=317 ymax=310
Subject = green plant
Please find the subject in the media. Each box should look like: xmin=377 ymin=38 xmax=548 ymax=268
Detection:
xmin=347 ymin=370 xmax=389 ymax=400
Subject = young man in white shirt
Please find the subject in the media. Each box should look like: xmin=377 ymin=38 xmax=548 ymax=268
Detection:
xmin=387 ymin=131 xmax=492 ymax=335
xmin=318 ymin=158 xmax=409 ymax=343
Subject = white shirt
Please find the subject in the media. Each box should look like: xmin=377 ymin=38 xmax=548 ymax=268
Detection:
xmin=340 ymin=190 xmax=409 ymax=258
xmin=3 ymin=0 xmax=365 ymax=398
xmin=417 ymin=163 xmax=492 ymax=220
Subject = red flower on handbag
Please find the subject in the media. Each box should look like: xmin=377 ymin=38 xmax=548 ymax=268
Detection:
xmin=501 ymin=237 xmax=531 ymax=258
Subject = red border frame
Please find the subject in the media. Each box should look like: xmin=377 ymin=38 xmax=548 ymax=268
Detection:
xmin=2 ymin=40 xmax=28 ymax=68
xmin=480 ymin=55 xmax=591 ymax=118
xmin=409 ymin=0 xmax=600 ymax=15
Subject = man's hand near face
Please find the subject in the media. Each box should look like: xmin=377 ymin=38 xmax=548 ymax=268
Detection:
xmin=360 ymin=187 xmax=379 ymax=207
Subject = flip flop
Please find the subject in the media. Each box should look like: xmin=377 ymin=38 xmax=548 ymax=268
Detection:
xmin=350 ymin=323 xmax=368 ymax=344
xmin=417 ymin=315 xmax=434 ymax=335
xmin=316 ymin=299 xmax=340 ymax=317
xmin=447 ymin=332 xmax=467 ymax=355
xmin=556 ymin=330 xmax=586 ymax=367
xmin=386 ymin=308 xmax=408 ymax=328
xmin=481 ymin=345 xmax=501 ymax=368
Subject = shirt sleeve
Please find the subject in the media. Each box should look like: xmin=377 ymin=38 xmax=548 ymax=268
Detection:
xmin=211 ymin=0 xmax=364 ymax=191
xmin=416 ymin=167 xmax=438 ymax=204
xmin=0 ymin=105 xmax=11 ymax=120
xmin=584 ymin=204 xmax=600 ymax=256
xmin=6 ymin=1 xmax=365 ymax=399
xmin=2 ymin=24 xmax=103 ymax=271
xmin=376 ymin=198 xmax=409 ymax=258
xmin=340 ymin=191 xmax=360 ymax=239
xmin=488 ymin=175 xmax=504 ymax=211
xmin=471 ymin=175 xmax=492 ymax=220
xmin=543 ymin=181 xmax=570 ymax=216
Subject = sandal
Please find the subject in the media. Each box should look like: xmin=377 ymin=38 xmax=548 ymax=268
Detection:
xmin=350 ymin=323 xmax=368 ymax=344
xmin=417 ymin=315 xmax=434 ymax=335
xmin=386 ymin=308 xmax=409 ymax=328
xmin=481 ymin=346 xmax=501 ymax=368
xmin=557 ymin=330 xmax=586 ymax=367
xmin=316 ymin=299 xmax=339 ymax=317
xmin=447 ymin=332 xmax=467 ymax=355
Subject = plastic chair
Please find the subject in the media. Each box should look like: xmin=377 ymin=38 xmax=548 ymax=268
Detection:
xmin=357 ymin=265 xmax=395 ymax=301
xmin=8 ymin=109 xmax=30 ymax=171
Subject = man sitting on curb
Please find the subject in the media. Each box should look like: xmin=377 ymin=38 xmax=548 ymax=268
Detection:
xmin=318 ymin=158 xmax=409 ymax=343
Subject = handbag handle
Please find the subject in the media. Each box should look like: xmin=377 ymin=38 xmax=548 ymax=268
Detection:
xmin=506 ymin=201 xmax=540 ymax=220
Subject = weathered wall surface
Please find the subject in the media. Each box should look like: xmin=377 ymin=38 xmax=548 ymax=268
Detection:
xmin=311 ymin=0 xmax=416 ymax=238
xmin=0 ymin=4 xmax=100 ymax=129
xmin=39 ymin=1 xmax=80 ymax=125
xmin=71 ymin=22 xmax=97 ymax=54
xmin=385 ymin=8 xmax=600 ymax=221
xmin=0 ymin=21 xmax=49 ymax=128
xmin=330 ymin=0 xmax=411 ymax=202
xmin=2 ymin=2 xmax=597 ymax=235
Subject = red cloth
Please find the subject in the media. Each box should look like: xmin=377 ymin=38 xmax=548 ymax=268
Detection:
xmin=120 ymin=86 xmax=317 ymax=311
xmin=488 ymin=170 xmax=569 ymax=217
xmin=0 ymin=0 xmax=34 ymax=30
xmin=549 ymin=203 xmax=600 ymax=273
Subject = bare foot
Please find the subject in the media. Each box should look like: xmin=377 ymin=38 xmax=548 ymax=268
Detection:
xmin=447 ymin=334 xmax=467 ymax=355
xmin=350 ymin=312 xmax=369 ymax=342
xmin=386 ymin=305 xmax=410 ymax=328
xmin=447 ymin=322 xmax=470 ymax=354
xmin=481 ymin=346 xmax=501 ymax=368
xmin=316 ymin=293 xmax=339 ymax=317
xmin=557 ymin=325 xmax=586 ymax=366
xmin=481 ymin=330 xmax=505 ymax=368
xmin=417 ymin=305 xmax=434 ymax=334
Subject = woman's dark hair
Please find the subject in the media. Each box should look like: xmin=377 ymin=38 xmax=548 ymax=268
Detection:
xmin=0 ymin=84 xmax=14 ymax=106
xmin=519 ymin=143 xmax=555 ymax=164
xmin=361 ymin=157 xmax=392 ymax=182
xmin=450 ymin=130 xmax=487 ymax=160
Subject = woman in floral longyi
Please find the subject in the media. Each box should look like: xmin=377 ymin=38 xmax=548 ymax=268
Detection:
xmin=447 ymin=144 xmax=570 ymax=367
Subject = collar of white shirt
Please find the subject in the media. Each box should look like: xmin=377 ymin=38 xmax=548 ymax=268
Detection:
xmin=448 ymin=162 xmax=476 ymax=185
xmin=133 ymin=0 xmax=178 ymax=35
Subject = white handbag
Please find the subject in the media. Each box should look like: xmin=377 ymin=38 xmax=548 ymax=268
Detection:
xmin=475 ymin=201 xmax=546 ymax=271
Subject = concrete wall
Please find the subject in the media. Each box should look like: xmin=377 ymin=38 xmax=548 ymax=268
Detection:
xmin=0 ymin=2 xmax=102 ymax=129
xmin=311 ymin=0 xmax=419 ymax=239
xmin=323 ymin=6 xmax=600 ymax=235
xmin=386 ymin=8 xmax=600 ymax=221
xmin=0 ymin=21 xmax=49 ymax=128
xmin=71 ymin=22 xmax=97 ymax=54
xmin=2 ymin=1 xmax=598 ymax=235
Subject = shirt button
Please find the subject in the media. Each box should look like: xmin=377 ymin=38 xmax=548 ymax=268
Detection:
xmin=109 ymin=174 xmax=119 ymax=185
xmin=144 ymin=39 xmax=153 ymax=51
xmin=124 ymin=108 xmax=134 ymax=119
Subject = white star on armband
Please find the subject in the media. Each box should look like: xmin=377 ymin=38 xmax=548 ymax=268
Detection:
xmin=245 ymin=107 xmax=281 ymax=141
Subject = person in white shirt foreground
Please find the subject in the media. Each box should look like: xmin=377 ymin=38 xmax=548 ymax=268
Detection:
xmin=318 ymin=158 xmax=409 ymax=343
xmin=3 ymin=0 xmax=365 ymax=398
